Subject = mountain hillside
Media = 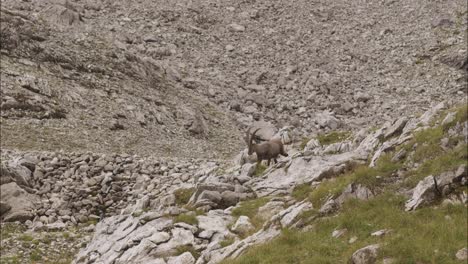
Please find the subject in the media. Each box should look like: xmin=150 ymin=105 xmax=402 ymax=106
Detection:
xmin=0 ymin=0 xmax=467 ymax=263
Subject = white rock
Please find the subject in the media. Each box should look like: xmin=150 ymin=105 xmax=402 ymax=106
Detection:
xmin=456 ymin=248 xmax=468 ymax=260
xmin=405 ymin=175 xmax=436 ymax=211
xmin=167 ymin=252 xmax=195 ymax=264
xmin=257 ymin=201 xmax=285 ymax=220
xmin=332 ymin=228 xmax=347 ymax=238
xmin=231 ymin=216 xmax=255 ymax=235
xmin=350 ymin=244 xmax=380 ymax=264
xmin=371 ymin=229 xmax=391 ymax=237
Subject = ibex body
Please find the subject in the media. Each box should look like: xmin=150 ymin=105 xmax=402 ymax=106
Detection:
xmin=247 ymin=128 xmax=288 ymax=166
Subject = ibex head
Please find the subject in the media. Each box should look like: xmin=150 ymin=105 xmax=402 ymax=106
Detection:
xmin=247 ymin=128 xmax=261 ymax=155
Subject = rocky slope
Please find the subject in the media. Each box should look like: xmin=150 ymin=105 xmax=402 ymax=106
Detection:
xmin=1 ymin=102 xmax=467 ymax=263
xmin=1 ymin=0 xmax=467 ymax=263
xmin=1 ymin=0 xmax=467 ymax=158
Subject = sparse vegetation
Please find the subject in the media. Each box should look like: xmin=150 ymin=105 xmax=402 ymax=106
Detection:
xmin=292 ymin=183 xmax=314 ymax=201
xmin=300 ymin=137 xmax=310 ymax=150
xmin=174 ymin=188 xmax=195 ymax=205
xmin=253 ymin=163 xmax=267 ymax=177
xmin=317 ymin=131 xmax=351 ymax=146
xmin=220 ymin=237 xmax=236 ymax=248
xmin=174 ymin=213 xmax=199 ymax=225
xmin=232 ymin=197 xmax=270 ymax=232
xmin=223 ymin=193 xmax=467 ymax=264
xmin=175 ymin=245 xmax=200 ymax=259
xmin=404 ymin=143 xmax=467 ymax=188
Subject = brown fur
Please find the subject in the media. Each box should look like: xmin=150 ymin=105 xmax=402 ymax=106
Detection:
xmin=247 ymin=128 xmax=288 ymax=166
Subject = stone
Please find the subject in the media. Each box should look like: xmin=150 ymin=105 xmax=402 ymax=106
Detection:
xmin=225 ymin=44 xmax=235 ymax=51
xmin=315 ymin=110 xmax=341 ymax=129
xmin=442 ymin=111 xmax=456 ymax=126
xmin=199 ymin=190 xmax=222 ymax=204
xmin=349 ymin=236 xmax=358 ymax=244
xmin=220 ymin=191 xmax=244 ymax=208
xmin=148 ymin=232 xmax=171 ymax=244
xmin=319 ymin=198 xmax=339 ymax=214
xmin=228 ymin=23 xmax=245 ymax=32
xmin=46 ymin=221 xmax=67 ymax=231
xmin=354 ymin=92 xmax=371 ymax=102
xmin=371 ymin=229 xmax=391 ymax=237
xmin=278 ymin=201 xmax=313 ymax=227
xmin=405 ymin=175 xmax=436 ymax=211
xmin=456 ymin=248 xmax=467 ymax=261
xmin=231 ymin=216 xmax=255 ymax=235
xmin=384 ymin=117 xmax=408 ymax=139
xmin=1 ymin=182 xmax=38 ymax=222
xmin=350 ymin=244 xmax=380 ymax=264
xmin=257 ymin=201 xmax=285 ymax=220
xmin=332 ymin=228 xmax=347 ymax=238
xmin=167 ymin=252 xmax=195 ymax=264
xmin=336 ymin=183 xmax=374 ymax=205
xmin=240 ymin=163 xmax=256 ymax=178
xmin=0 ymin=202 xmax=12 ymax=215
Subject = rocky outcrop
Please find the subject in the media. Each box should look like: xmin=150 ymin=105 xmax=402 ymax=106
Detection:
xmin=0 ymin=182 xmax=38 ymax=222
xmin=406 ymin=165 xmax=467 ymax=211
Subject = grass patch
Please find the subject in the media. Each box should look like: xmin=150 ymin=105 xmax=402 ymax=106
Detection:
xmin=232 ymin=197 xmax=270 ymax=232
xmin=222 ymin=193 xmax=467 ymax=264
xmin=308 ymin=154 xmax=401 ymax=208
xmin=174 ymin=213 xmax=199 ymax=225
xmin=300 ymin=137 xmax=310 ymax=150
xmin=404 ymin=143 xmax=467 ymax=188
xmin=18 ymin=234 xmax=34 ymax=242
xmin=0 ymin=223 xmax=27 ymax=239
xmin=317 ymin=131 xmax=351 ymax=146
xmin=253 ymin=163 xmax=267 ymax=177
xmin=442 ymin=105 xmax=468 ymax=131
xmin=30 ymin=249 xmax=43 ymax=261
xmin=292 ymin=184 xmax=314 ymax=201
xmin=220 ymin=237 xmax=236 ymax=248
xmin=175 ymin=245 xmax=200 ymax=260
xmin=1 ymin=255 xmax=21 ymax=264
xmin=174 ymin=188 xmax=195 ymax=205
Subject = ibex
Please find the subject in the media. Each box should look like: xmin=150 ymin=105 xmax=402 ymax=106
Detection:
xmin=247 ymin=128 xmax=288 ymax=166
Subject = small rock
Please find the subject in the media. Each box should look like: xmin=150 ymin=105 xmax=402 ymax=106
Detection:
xmin=231 ymin=215 xmax=255 ymax=235
xmin=456 ymin=248 xmax=467 ymax=261
xmin=371 ymin=229 xmax=391 ymax=237
xmin=228 ymin=23 xmax=245 ymax=32
xmin=332 ymin=228 xmax=347 ymax=238
xmin=349 ymin=236 xmax=358 ymax=244
xmin=167 ymin=252 xmax=195 ymax=264
xmin=350 ymin=244 xmax=380 ymax=264
xmin=225 ymin=44 xmax=235 ymax=51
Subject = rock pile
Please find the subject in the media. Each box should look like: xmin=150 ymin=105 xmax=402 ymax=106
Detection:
xmin=0 ymin=150 xmax=218 ymax=227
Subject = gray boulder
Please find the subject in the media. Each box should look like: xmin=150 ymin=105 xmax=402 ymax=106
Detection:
xmin=350 ymin=244 xmax=380 ymax=264
xmin=0 ymin=182 xmax=38 ymax=222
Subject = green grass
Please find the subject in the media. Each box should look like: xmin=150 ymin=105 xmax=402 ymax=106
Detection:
xmin=30 ymin=249 xmax=43 ymax=261
xmin=174 ymin=213 xmax=199 ymax=225
xmin=232 ymin=197 xmax=270 ymax=233
xmin=0 ymin=255 xmax=21 ymax=264
xmin=220 ymin=237 xmax=236 ymax=248
xmin=300 ymin=137 xmax=310 ymax=150
xmin=292 ymin=184 xmax=314 ymax=201
xmin=222 ymin=193 xmax=467 ymax=264
xmin=442 ymin=105 xmax=468 ymax=131
xmin=174 ymin=188 xmax=195 ymax=205
xmin=0 ymin=223 xmax=27 ymax=239
xmin=317 ymin=131 xmax=351 ymax=146
xmin=253 ymin=163 xmax=267 ymax=177
xmin=175 ymin=245 xmax=200 ymax=259
xmin=18 ymin=234 xmax=34 ymax=242
xmin=404 ymin=143 xmax=467 ymax=188
xmin=305 ymin=155 xmax=401 ymax=208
